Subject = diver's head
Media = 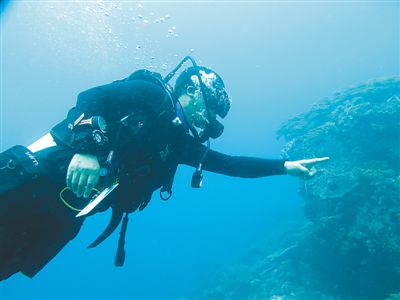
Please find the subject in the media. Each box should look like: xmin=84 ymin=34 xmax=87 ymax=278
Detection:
xmin=174 ymin=66 xmax=231 ymax=141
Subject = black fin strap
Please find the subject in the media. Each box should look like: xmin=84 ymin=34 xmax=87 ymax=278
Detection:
xmin=115 ymin=213 xmax=129 ymax=267
xmin=88 ymin=209 xmax=123 ymax=248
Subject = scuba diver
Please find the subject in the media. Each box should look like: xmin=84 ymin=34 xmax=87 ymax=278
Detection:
xmin=0 ymin=56 xmax=329 ymax=281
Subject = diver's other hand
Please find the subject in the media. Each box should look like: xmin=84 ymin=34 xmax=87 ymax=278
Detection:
xmin=284 ymin=157 xmax=330 ymax=178
xmin=67 ymin=153 xmax=100 ymax=198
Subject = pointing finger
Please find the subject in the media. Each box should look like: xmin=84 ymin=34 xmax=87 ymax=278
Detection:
xmin=297 ymin=157 xmax=330 ymax=165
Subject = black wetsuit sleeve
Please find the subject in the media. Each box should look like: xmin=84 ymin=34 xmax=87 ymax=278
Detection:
xmin=58 ymin=87 xmax=110 ymax=156
xmin=177 ymin=135 xmax=287 ymax=178
xmin=54 ymin=79 xmax=168 ymax=156
xmin=50 ymin=87 xmax=109 ymax=155
xmin=74 ymin=87 xmax=109 ymax=118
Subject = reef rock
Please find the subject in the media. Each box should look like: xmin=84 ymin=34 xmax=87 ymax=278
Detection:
xmin=199 ymin=77 xmax=400 ymax=300
xmin=276 ymin=76 xmax=400 ymax=299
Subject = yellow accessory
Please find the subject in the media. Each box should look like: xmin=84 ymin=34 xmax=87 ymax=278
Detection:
xmin=59 ymin=187 xmax=100 ymax=212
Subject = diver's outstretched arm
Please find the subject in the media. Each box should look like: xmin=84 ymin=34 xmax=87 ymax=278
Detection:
xmin=178 ymin=134 xmax=329 ymax=179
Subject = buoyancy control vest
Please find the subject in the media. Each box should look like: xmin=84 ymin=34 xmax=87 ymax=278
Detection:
xmin=82 ymin=69 xmax=182 ymax=267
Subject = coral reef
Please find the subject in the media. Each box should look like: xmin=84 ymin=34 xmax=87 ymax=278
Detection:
xmin=199 ymin=77 xmax=400 ymax=299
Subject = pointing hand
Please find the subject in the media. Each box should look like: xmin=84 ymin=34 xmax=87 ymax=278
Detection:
xmin=284 ymin=157 xmax=330 ymax=178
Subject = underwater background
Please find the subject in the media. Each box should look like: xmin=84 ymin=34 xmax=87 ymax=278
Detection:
xmin=0 ymin=1 xmax=398 ymax=299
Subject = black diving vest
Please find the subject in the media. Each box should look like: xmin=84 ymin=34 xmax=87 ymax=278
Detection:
xmin=87 ymin=69 xmax=183 ymax=267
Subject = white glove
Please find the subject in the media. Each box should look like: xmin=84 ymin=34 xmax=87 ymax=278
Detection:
xmin=66 ymin=153 xmax=100 ymax=198
xmin=284 ymin=157 xmax=330 ymax=178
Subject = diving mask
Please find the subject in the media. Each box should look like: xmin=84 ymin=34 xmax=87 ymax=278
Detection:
xmin=180 ymin=84 xmax=210 ymax=138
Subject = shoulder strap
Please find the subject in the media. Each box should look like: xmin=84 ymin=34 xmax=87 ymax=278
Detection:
xmin=127 ymin=70 xmax=180 ymax=201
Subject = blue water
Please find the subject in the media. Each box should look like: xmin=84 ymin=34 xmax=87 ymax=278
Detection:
xmin=0 ymin=2 xmax=398 ymax=299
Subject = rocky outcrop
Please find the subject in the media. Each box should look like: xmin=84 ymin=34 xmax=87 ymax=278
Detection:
xmin=199 ymin=77 xmax=400 ymax=299
xmin=277 ymin=76 xmax=400 ymax=299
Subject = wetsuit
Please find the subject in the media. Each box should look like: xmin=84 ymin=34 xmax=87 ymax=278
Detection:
xmin=0 ymin=77 xmax=286 ymax=280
